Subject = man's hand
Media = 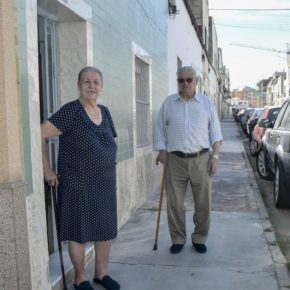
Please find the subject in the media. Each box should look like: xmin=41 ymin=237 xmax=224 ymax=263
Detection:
xmin=156 ymin=150 xmax=167 ymax=165
xmin=208 ymin=156 xmax=218 ymax=176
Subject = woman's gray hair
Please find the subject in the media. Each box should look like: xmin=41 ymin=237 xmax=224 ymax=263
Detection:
xmin=78 ymin=66 xmax=103 ymax=83
xmin=177 ymin=66 xmax=197 ymax=77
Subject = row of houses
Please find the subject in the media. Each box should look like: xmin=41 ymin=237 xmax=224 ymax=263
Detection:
xmin=257 ymin=71 xmax=288 ymax=107
xmin=0 ymin=1 xmax=230 ymax=289
xmin=231 ymin=70 xmax=289 ymax=108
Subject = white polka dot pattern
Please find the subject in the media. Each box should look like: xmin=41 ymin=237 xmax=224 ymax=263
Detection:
xmin=49 ymin=100 xmax=118 ymax=243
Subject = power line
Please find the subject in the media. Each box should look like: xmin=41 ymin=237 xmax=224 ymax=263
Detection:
xmin=210 ymin=8 xmax=290 ymax=11
xmin=215 ymin=23 xmax=290 ymax=32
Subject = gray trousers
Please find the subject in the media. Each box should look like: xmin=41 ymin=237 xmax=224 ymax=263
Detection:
xmin=165 ymin=152 xmax=212 ymax=244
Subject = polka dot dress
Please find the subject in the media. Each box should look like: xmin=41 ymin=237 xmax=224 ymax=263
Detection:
xmin=48 ymin=100 xmax=117 ymax=243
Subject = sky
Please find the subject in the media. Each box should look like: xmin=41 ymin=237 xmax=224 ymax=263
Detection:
xmin=208 ymin=0 xmax=290 ymax=90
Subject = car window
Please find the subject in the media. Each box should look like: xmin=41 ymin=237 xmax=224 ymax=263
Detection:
xmin=248 ymin=109 xmax=255 ymax=116
xmin=268 ymin=108 xmax=280 ymax=122
xmin=274 ymin=101 xmax=290 ymax=129
xmin=254 ymin=108 xmax=263 ymax=118
xmin=281 ymin=102 xmax=290 ymax=129
xmin=258 ymin=108 xmax=267 ymax=122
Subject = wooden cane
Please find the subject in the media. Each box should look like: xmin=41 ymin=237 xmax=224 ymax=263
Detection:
xmin=153 ymin=163 xmax=167 ymax=251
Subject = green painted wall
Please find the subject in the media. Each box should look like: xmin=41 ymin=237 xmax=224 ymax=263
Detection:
xmin=17 ymin=0 xmax=33 ymax=193
xmin=87 ymin=0 xmax=169 ymax=161
xmin=16 ymin=0 xmax=169 ymax=186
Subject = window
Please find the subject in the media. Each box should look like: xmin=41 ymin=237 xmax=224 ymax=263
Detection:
xmin=268 ymin=108 xmax=280 ymax=122
xmin=280 ymin=101 xmax=290 ymax=129
xmin=38 ymin=15 xmax=60 ymax=254
xmin=274 ymin=101 xmax=289 ymax=129
xmin=135 ymin=56 xmax=150 ymax=147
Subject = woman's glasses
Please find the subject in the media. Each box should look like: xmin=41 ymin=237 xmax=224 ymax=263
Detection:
xmin=177 ymin=78 xmax=194 ymax=84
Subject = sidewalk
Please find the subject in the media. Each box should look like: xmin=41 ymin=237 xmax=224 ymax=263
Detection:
xmin=69 ymin=114 xmax=290 ymax=290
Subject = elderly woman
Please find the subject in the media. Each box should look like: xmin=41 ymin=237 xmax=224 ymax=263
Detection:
xmin=41 ymin=66 xmax=120 ymax=290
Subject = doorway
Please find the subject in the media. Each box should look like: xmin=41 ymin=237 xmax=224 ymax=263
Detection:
xmin=38 ymin=14 xmax=60 ymax=254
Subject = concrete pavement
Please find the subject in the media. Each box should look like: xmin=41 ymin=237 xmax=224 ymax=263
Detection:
xmin=68 ymin=114 xmax=290 ymax=290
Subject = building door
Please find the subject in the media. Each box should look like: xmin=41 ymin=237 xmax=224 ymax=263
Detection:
xmin=38 ymin=15 xmax=60 ymax=254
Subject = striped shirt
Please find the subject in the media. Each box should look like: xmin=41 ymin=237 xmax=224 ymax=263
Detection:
xmin=154 ymin=93 xmax=223 ymax=153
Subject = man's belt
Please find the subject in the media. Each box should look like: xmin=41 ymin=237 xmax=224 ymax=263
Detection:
xmin=171 ymin=148 xmax=209 ymax=158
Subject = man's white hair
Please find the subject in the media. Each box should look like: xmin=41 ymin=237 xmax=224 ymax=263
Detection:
xmin=177 ymin=66 xmax=197 ymax=77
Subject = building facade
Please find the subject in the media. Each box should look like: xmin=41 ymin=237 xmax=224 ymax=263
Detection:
xmin=0 ymin=1 xmax=168 ymax=289
xmin=0 ymin=1 xmax=226 ymax=289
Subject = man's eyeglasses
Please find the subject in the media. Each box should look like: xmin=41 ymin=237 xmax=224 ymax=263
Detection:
xmin=177 ymin=78 xmax=194 ymax=84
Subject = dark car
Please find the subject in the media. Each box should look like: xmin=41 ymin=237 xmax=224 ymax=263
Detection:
xmin=236 ymin=108 xmax=246 ymax=124
xmin=246 ymin=108 xmax=264 ymax=137
xmin=233 ymin=107 xmax=242 ymax=122
xmin=249 ymin=106 xmax=280 ymax=156
xmin=256 ymin=98 xmax=290 ymax=208
xmin=241 ymin=108 xmax=255 ymax=134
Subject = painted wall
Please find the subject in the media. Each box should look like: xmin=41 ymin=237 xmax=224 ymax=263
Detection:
xmin=85 ymin=0 xmax=169 ymax=223
xmin=87 ymin=0 xmax=168 ymax=160
xmin=168 ymin=0 xmax=203 ymax=95
xmin=12 ymin=1 xmax=169 ymax=288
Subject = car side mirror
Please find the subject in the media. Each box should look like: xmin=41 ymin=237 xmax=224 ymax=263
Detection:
xmin=258 ymin=119 xmax=267 ymax=127
xmin=262 ymin=119 xmax=274 ymax=128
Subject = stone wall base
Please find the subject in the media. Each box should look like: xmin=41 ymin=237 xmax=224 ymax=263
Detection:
xmin=0 ymin=181 xmax=31 ymax=290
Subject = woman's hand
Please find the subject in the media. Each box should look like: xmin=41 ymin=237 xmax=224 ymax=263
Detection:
xmin=41 ymin=120 xmax=62 ymax=187
xmin=44 ymin=168 xmax=59 ymax=187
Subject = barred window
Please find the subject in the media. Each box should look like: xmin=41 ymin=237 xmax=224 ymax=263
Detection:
xmin=135 ymin=56 xmax=150 ymax=147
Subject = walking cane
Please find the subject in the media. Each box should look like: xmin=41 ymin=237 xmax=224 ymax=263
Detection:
xmin=153 ymin=163 xmax=167 ymax=251
xmin=51 ymin=186 xmax=68 ymax=290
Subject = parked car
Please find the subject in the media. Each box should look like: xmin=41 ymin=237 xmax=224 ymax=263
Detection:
xmin=246 ymin=108 xmax=264 ymax=137
xmin=256 ymin=98 xmax=290 ymax=208
xmin=241 ymin=108 xmax=255 ymax=134
xmin=249 ymin=106 xmax=280 ymax=156
xmin=236 ymin=108 xmax=246 ymax=124
xmin=233 ymin=108 xmax=242 ymax=122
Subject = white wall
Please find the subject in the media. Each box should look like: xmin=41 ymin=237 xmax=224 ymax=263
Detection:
xmin=167 ymin=0 xmax=203 ymax=95
xmin=209 ymin=66 xmax=217 ymax=100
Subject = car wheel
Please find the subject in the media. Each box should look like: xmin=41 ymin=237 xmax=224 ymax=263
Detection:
xmin=274 ymin=162 xmax=290 ymax=208
xmin=249 ymin=139 xmax=257 ymax=156
xmin=256 ymin=150 xmax=273 ymax=180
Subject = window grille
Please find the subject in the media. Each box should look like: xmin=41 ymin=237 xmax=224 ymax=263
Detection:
xmin=135 ymin=56 xmax=150 ymax=147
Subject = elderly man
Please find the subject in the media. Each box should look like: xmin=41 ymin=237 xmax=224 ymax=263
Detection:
xmin=154 ymin=66 xmax=222 ymax=254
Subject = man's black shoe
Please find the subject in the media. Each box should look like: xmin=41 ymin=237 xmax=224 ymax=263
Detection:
xmin=170 ymin=244 xmax=184 ymax=254
xmin=93 ymin=275 xmax=120 ymax=290
xmin=193 ymin=243 xmax=207 ymax=253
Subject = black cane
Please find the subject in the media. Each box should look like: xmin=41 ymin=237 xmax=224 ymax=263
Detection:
xmin=51 ymin=186 xmax=68 ymax=290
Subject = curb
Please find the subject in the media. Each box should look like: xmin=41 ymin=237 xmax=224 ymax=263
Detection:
xmin=240 ymin=131 xmax=290 ymax=289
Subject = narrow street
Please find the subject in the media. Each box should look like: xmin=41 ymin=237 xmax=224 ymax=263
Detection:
xmin=242 ymin=128 xmax=290 ymax=265
xmin=68 ymin=114 xmax=290 ymax=290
